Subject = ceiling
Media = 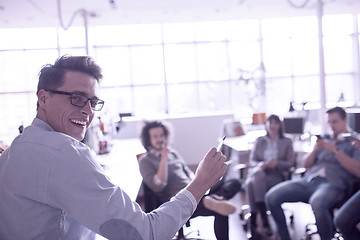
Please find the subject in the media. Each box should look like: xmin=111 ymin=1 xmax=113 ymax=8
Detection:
xmin=0 ymin=0 xmax=360 ymax=28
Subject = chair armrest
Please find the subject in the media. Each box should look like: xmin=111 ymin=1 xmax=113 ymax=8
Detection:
xmin=293 ymin=167 xmax=307 ymax=177
xmin=233 ymin=163 xmax=247 ymax=171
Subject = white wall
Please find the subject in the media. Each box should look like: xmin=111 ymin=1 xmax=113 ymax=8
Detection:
xmin=114 ymin=112 xmax=234 ymax=166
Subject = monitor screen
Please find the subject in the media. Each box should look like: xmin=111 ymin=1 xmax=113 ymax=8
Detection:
xmin=348 ymin=111 xmax=360 ymax=133
xmin=283 ymin=117 xmax=304 ymax=134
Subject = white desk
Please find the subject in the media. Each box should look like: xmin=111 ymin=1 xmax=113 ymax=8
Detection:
xmin=293 ymin=139 xmax=314 ymax=154
xmin=96 ymin=138 xmax=145 ymax=201
xmin=224 ymin=130 xmax=314 ymax=154
xmin=223 ymin=130 xmax=266 ymax=152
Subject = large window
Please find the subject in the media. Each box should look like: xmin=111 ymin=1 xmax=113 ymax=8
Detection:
xmin=0 ymin=14 xmax=359 ymax=140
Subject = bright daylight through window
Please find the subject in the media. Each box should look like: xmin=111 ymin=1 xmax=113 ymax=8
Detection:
xmin=0 ymin=14 xmax=359 ymax=139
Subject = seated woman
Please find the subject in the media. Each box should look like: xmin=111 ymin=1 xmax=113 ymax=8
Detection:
xmin=245 ymin=114 xmax=294 ymax=238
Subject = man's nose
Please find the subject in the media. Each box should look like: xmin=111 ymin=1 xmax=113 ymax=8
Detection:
xmin=82 ymin=100 xmax=94 ymax=115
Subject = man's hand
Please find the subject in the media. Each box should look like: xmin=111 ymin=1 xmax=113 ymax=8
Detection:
xmin=160 ymin=146 xmax=170 ymax=159
xmin=257 ymin=161 xmax=265 ymax=169
xmin=313 ymin=138 xmax=323 ymax=152
xmin=156 ymin=144 xmax=170 ymax=184
xmin=186 ymin=147 xmax=227 ymax=202
xmin=259 ymin=158 xmax=278 ymax=170
xmin=353 ymin=139 xmax=360 ymax=149
xmin=265 ymin=158 xmax=278 ymax=169
xmin=316 ymin=139 xmax=337 ymax=153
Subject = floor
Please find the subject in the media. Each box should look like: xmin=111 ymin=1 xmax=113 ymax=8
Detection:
xmin=180 ymin=190 xmax=321 ymax=240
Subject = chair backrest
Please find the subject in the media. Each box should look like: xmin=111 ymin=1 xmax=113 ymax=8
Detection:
xmin=220 ymin=119 xmax=245 ymax=138
xmin=219 ymin=119 xmax=245 ymax=159
xmin=142 ymin=183 xmax=163 ymax=213
xmin=136 ymin=152 xmax=146 ymax=162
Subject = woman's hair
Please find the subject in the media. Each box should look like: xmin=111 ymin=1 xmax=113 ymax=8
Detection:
xmin=266 ymin=114 xmax=284 ymax=138
xmin=140 ymin=121 xmax=170 ymax=151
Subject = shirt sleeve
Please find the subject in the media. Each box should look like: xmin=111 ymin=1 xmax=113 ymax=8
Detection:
xmin=277 ymin=138 xmax=295 ymax=171
xmin=174 ymin=151 xmax=195 ymax=179
xmin=139 ymin=154 xmax=167 ymax=193
xmin=179 ymin=189 xmax=197 ymax=210
xmin=249 ymin=137 xmax=262 ymax=166
xmin=46 ymin=140 xmax=195 ymax=240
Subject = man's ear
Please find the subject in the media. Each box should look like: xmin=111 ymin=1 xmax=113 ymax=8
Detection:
xmin=37 ymin=89 xmax=48 ymax=107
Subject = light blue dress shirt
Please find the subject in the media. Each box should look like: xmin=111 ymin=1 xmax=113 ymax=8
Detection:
xmin=0 ymin=118 xmax=195 ymax=240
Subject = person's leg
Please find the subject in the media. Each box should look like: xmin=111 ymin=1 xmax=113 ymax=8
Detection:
xmin=256 ymin=171 xmax=283 ymax=230
xmin=193 ymin=197 xmax=229 ymax=240
xmin=334 ymin=190 xmax=360 ymax=240
xmin=213 ymin=214 xmax=229 ymax=240
xmin=202 ymin=195 xmax=236 ymax=216
xmin=251 ymin=168 xmax=268 ymax=204
xmin=245 ymin=170 xmax=259 ymax=214
xmin=266 ymin=180 xmax=312 ymax=240
xmin=256 ymin=201 xmax=273 ymax=236
xmin=309 ymin=180 xmax=346 ymax=240
xmin=245 ymin=171 xmax=259 ymax=236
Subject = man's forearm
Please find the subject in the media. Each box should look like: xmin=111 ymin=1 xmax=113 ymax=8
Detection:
xmin=156 ymin=157 xmax=168 ymax=183
xmin=303 ymin=150 xmax=317 ymax=168
xmin=334 ymin=149 xmax=360 ymax=178
xmin=184 ymin=179 xmax=209 ymax=203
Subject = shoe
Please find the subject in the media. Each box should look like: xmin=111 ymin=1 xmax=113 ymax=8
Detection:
xmin=203 ymin=195 xmax=236 ymax=216
xmin=209 ymin=194 xmax=225 ymax=201
xmin=246 ymin=224 xmax=257 ymax=239
xmin=263 ymin=223 xmax=273 ymax=236
xmin=257 ymin=201 xmax=273 ymax=236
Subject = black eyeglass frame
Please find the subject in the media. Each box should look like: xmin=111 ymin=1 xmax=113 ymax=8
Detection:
xmin=46 ymin=89 xmax=105 ymax=111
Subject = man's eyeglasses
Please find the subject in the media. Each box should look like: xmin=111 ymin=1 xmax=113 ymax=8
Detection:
xmin=46 ymin=90 xmax=104 ymax=111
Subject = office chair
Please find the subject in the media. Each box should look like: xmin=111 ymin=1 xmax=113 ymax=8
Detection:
xmin=136 ymin=153 xmax=203 ymax=240
xmin=218 ymin=118 xmax=245 ymax=159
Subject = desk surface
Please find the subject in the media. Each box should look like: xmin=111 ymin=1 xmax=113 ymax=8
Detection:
xmin=224 ymin=130 xmax=314 ymax=153
xmin=223 ymin=130 xmax=266 ymax=152
xmin=293 ymin=139 xmax=314 ymax=153
xmin=96 ymin=138 xmax=145 ymax=201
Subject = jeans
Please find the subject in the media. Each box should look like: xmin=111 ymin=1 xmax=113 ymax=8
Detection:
xmin=192 ymin=197 xmax=229 ymax=240
xmin=334 ymin=190 xmax=360 ymax=240
xmin=265 ymin=177 xmax=346 ymax=240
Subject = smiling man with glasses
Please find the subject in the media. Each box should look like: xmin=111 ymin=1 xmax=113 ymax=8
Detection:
xmin=0 ymin=55 xmax=228 ymax=240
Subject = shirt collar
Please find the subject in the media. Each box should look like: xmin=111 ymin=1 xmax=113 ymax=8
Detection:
xmin=32 ymin=118 xmax=55 ymax=132
xmin=266 ymin=135 xmax=279 ymax=143
xmin=149 ymin=148 xmax=161 ymax=157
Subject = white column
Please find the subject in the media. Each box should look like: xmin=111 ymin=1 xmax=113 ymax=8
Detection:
xmin=353 ymin=15 xmax=360 ymax=104
xmin=317 ymin=0 xmax=327 ymax=134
